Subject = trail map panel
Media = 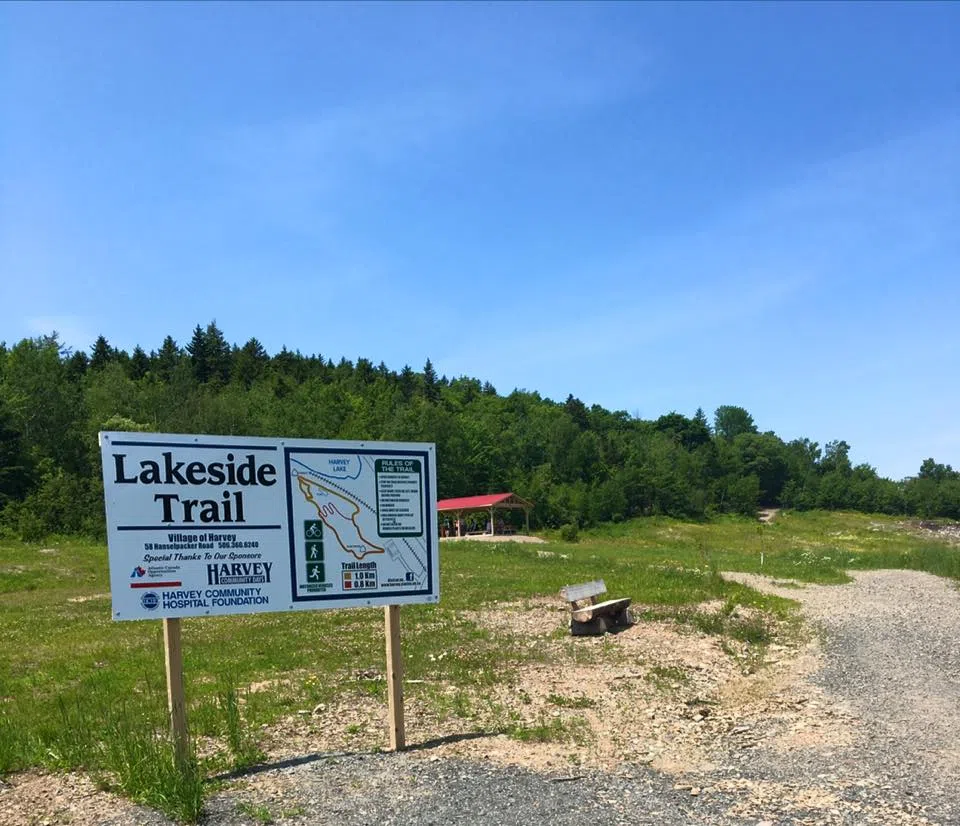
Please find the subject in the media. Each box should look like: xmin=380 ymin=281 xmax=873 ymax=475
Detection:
xmin=285 ymin=447 xmax=434 ymax=604
xmin=100 ymin=433 xmax=438 ymax=620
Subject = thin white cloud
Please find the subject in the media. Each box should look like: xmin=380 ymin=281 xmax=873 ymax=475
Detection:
xmin=210 ymin=27 xmax=652 ymax=229
xmin=439 ymin=268 xmax=811 ymax=380
xmin=24 ymin=316 xmax=96 ymax=353
xmin=439 ymin=115 xmax=960 ymax=410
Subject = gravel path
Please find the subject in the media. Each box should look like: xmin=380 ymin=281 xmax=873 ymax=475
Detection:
xmin=720 ymin=569 xmax=960 ymax=825
xmin=203 ymin=755 xmax=749 ymax=826
xmin=5 ymin=569 xmax=959 ymax=825
xmin=188 ymin=569 xmax=958 ymax=826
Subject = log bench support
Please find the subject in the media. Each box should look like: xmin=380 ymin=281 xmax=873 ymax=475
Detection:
xmin=560 ymin=580 xmax=633 ymax=636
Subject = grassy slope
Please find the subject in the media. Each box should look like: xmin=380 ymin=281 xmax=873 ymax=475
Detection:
xmin=580 ymin=509 xmax=960 ymax=584
xmin=1 ymin=510 xmax=957 ymax=818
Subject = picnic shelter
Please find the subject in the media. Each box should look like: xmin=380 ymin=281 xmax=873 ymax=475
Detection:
xmin=436 ymin=492 xmax=534 ymax=537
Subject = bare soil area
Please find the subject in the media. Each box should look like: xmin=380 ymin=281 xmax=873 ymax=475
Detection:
xmin=440 ymin=533 xmax=547 ymax=544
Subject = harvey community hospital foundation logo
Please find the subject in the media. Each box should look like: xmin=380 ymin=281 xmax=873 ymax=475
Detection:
xmin=140 ymin=591 xmax=160 ymax=611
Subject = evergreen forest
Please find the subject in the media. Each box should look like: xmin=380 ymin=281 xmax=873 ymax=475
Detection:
xmin=1 ymin=323 xmax=957 ymax=540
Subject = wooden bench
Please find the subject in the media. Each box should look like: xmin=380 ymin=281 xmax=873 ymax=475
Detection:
xmin=560 ymin=580 xmax=633 ymax=636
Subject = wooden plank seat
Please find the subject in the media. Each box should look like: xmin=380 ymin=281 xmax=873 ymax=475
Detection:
xmin=560 ymin=580 xmax=633 ymax=636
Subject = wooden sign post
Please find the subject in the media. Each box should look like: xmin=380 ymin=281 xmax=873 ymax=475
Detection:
xmin=384 ymin=605 xmax=405 ymax=751
xmin=163 ymin=618 xmax=190 ymax=765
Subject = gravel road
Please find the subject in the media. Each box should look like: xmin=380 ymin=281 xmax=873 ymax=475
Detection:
xmin=5 ymin=569 xmax=959 ymax=825
xmin=192 ymin=569 xmax=959 ymax=826
xmin=717 ymin=569 xmax=960 ymax=825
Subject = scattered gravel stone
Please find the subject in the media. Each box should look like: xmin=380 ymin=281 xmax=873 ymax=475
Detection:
xmin=723 ymin=569 xmax=960 ymax=825
xmin=204 ymin=755 xmax=745 ymax=826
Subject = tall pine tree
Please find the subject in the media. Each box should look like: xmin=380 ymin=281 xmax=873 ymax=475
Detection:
xmin=423 ymin=358 xmax=439 ymax=402
xmin=154 ymin=336 xmax=182 ymax=382
xmin=90 ymin=335 xmax=114 ymax=370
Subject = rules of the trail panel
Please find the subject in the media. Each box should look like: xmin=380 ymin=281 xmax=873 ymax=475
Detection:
xmin=99 ymin=432 xmax=439 ymax=620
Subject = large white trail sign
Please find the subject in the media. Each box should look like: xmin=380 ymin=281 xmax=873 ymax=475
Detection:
xmin=100 ymin=433 xmax=439 ymax=620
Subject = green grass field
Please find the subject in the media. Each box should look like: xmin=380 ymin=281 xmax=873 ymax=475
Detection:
xmin=1 ymin=510 xmax=957 ymax=820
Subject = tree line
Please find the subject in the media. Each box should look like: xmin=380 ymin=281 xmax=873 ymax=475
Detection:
xmin=0 ymin=323 xmax=957 ymax=540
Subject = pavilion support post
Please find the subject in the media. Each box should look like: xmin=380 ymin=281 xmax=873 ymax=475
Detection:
xmin=490 ymin=506 xmax=495 ymax=535
xmin=524 ymin=508 xmax=530 ymax=534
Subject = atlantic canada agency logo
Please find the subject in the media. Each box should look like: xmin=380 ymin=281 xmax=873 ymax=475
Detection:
xmin=140 ymin=591 xmax=160 ymax=611
xmin=131 ymin=566 xmax=146 ymax=578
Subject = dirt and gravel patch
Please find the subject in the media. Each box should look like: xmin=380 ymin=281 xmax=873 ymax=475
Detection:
xmin=440 ymin=534 xmax=547 ymax=544
xmin=0 ymin=772 xmax=170 ymax=826
xmin=723 ymin=569 xmax=960 ymax=824
xmin=3 ymin=570 xmax=959 ymax=824
xmin=906 ymin=520 xmax=960 ymax=544
xmin=238 ymin=597 xmax=799 ymax=776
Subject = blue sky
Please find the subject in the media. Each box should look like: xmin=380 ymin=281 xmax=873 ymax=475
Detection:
xmin=2 ymin=2 xmax=958 ymax=480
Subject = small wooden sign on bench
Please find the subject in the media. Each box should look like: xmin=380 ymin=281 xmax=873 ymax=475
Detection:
xmin=560 ymin=580 xmax=633 ymax=636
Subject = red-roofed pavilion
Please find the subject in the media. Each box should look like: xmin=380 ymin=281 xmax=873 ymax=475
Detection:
xmin=436 ymin=492 xmax=534 ymax=537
